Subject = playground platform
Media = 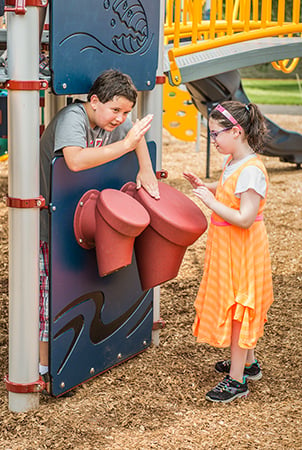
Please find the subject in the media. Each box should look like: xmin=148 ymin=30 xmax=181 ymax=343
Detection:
xmin=164 ymin=37 xmax=302 ymax=85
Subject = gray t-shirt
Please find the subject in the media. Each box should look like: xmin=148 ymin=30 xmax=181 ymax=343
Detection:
xmin=40 ymin=101 xmax=132 ymax=242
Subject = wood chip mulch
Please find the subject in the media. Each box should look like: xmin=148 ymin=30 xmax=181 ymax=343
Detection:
xmin=0 ymin=113 xmax=301 ymax=449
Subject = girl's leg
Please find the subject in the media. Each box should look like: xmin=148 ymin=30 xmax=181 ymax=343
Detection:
xmin=229 ymin=320 xmax=248 ymax=383
xmin=246 ymin=348 xmax=256 ymax=365
xmin=206 ymin=320 xmax=250 ymax=402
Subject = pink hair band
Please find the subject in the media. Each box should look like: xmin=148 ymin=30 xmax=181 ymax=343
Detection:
xmin=214 ymin=104 xmax=243 ymax=131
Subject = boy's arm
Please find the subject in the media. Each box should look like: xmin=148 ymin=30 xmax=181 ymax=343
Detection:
xmin=63 ymin=139 xmax=130 ymax=172
xmin=62 ymin=114 xmax=153 ymax=171
xmin=135 ymin=137 xmax=160 ymax=199
xmin=62 ymin=114 xmax=160 ymax=198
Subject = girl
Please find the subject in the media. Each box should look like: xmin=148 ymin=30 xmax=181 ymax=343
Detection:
xmin=184 ymin=101 xmax=274 ymax=403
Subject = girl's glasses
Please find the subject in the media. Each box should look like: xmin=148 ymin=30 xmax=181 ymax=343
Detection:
xmin=209 ymin=126 xmax=234 ymax=141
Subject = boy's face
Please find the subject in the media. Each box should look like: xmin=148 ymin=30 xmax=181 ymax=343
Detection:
xmin=90 ymin=94 xmax=134 ymax=130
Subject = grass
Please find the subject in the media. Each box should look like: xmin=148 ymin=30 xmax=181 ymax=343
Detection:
xmin=242 ymin=78 xmax=302 ymax=105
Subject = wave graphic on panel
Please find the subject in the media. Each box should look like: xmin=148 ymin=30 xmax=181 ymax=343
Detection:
xmin=53 ymin=290 xmax=152 ymax=374
xmin=59 ymin=0 xmax=153 ymax=56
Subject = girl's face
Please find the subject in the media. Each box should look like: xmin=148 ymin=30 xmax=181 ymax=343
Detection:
xmin=209 ymin=118 xmax=237 ymax=155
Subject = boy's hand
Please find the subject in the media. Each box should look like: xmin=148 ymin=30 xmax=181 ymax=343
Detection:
xmin=136 ymin=168 xmax=160 ymax=199
xmin=125 ymin=114 xmax=154 ymax=151
xmin=183 ymin=171 xmax=204 ymax=189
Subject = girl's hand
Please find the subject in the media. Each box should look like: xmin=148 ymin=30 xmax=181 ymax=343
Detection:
xmin=183 ymin=171 xmax=205 ymax=189
xmin=193 ymin=186 xmax=216 ymax=209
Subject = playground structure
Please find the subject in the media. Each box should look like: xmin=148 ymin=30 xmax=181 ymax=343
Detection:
xmin=163 ymin=0 xmax=302 ymax=168
xmin=185 ymin=70 xmax=302 ymax=168
xmin=165 ymin=0 xmax=302 ymax=86
xmin=2 ymin=0 xmax=302 ymax=412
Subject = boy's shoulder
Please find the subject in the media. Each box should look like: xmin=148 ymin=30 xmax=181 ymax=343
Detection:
xmin=55 ymin=101 xmax=87 ymax=123
xmin=63 ymin=100 xmax=86 ymax=114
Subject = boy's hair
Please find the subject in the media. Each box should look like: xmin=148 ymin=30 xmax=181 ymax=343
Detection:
xmin=87 ymin=69 xmax=137 ymax=107
xmin=210 ymin=100 xmax=268 ymax=152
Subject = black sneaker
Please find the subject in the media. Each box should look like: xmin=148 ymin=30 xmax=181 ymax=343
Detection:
xmin=206 ymin=375 xmax=249 ymax=403
xmin=215 ymin=359 xmax=262 ymax=381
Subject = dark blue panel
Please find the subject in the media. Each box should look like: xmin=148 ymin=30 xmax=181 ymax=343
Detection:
xmin=49 ymin=143 xmax=156 ymax=396
xmin=50 ymin=0 xmax=160 ymax=94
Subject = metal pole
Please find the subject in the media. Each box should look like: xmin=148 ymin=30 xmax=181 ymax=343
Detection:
xmin=137 ymin=0 xmax=165 ymax=346
xmin=206 ymin=104 xmax=211 ymax=179
xmin=195 ymin=111 xmax=201 ymax=152
xmin=7 ymin=6 xmax=40 ymax=412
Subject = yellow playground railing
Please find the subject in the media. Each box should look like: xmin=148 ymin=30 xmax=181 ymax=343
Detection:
xmin=165 ymin=0 xmax=302 ymax=84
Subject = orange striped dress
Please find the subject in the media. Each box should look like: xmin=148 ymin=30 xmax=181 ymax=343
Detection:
xmin=193 ymin=155 xmax=274 ymax=349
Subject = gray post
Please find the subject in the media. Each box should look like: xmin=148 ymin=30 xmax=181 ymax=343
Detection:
xmin=7 ymin=5 xmax=40 ymax=412
xmin=137 ymin=0 xmax=165 ymax=346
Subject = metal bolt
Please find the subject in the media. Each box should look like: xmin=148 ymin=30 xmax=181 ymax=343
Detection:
xmin=52 ymin=205 xmax=56 ymax=211
xmin=36 ymin=200 xmax=41 ymax=207
xmin=79 ymin=238 xmax=83 ymax=243
xmin=62 ymin=83 xmax=67 ymax=89
xmin=143 ymin=340 xmax=147 ymax=346
xmin=80 ymin=201 xmax=84 ymax=207
xmin=146 ymin=80 xmax=151 ymax=86
xmin=60 ymin=381 xmax=65 ymax=388
xmin=90 ymin=367 xmax=95 ymax=375
xmin=117 ymin=353 xmax=122 ymax=359
xmin=175 ymin=76 xmax=179 ymax=82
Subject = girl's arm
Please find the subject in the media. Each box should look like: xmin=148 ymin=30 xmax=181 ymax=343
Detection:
xmin=183 ymin=171 xmax=218 ymax=194
xmin=193 ymin=186 xmax=261 ymax=229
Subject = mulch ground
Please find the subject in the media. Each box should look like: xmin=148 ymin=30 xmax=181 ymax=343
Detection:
xmin=0 ymin=113 xmax=301 ymax=449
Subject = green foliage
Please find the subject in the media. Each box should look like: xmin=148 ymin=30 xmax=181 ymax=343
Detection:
xmin=242 ymin=78 xmax=302 ymax=104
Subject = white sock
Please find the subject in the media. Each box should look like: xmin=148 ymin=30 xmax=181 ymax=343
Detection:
xmin=39 ymin=364 xmax=48 ymax=375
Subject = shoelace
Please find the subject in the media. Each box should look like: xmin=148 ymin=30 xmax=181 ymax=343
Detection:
xmin=213 ymin=377 xmax=231 ymax=392
xmin=222 ymin=360 xmax=231 ymax=368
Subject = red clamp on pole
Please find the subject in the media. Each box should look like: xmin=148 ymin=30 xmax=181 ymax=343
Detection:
xmin=156 ymin=75 xmax=166 ymax=85
xmin=5 ymin=0 xmax=48 ymax=14
xmin=6 ymin=195 xmax=46 ymax=209
xmin=6 ymin=80 xmax=48 ymax=91
xmin=152 ymin=318 xmax=166 ymax=330
xmin=4 ymin=375 xmax=45 ymax=393
xmin=156 ymin=169 xmax=168 ymax=179
xmin=5 ymin=0 xmax=26 ymax=14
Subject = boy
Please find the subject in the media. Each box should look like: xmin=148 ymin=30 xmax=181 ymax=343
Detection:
xmin=39 ymin=69 xmax=159 ymax=394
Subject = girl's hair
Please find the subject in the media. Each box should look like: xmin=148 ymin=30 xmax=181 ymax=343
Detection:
xmin=209 ymin=100 xmax=267 ymax=152
xmin=87 ymin=69 xmax=137 ymax=107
